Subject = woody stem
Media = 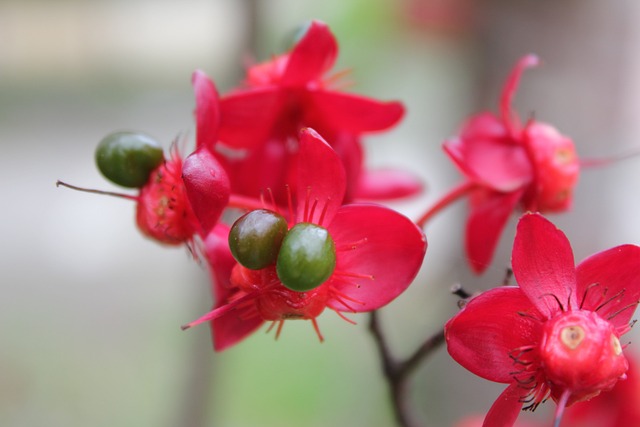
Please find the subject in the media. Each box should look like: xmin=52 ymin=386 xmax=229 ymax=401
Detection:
xmin=415 ymin=181 xmax=477 ymax=228
xmin=369 ymin=311 xmax=446 ymax=427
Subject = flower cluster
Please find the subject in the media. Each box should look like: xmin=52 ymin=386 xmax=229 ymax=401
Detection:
xmin=59 ymin=18 xmax=640 ymax=427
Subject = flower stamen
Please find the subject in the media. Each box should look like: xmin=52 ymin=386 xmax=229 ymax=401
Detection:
xmin=317 ymin=197 xmax=331 ymax=226
xmin=579 ymin=282 xmax=601 ymax=309
xmin=539 ymin=292 xmax=566 ymax=312
xmin=333 ymin=309 xmax=357 ymax=325
xmin=311 ymin=318 xmax=324 ymax=342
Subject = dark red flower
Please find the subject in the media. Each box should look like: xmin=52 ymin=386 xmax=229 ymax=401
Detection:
xmin=183 ymin=128 xmax=427 ymax=351
xmin=216 ymin=20 xmax=421 ymax=203
xmin=445 ymin=213 xmax=640 ymax=427
xmin=442 ymin=55 xmax=579 ymax=273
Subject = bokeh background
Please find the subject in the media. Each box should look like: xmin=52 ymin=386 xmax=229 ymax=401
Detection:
xmin=3 ymin=1 xmax=640 ymax=426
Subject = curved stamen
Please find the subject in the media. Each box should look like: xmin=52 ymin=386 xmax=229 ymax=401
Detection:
xmin=517 ymin=311 xmax=545 ymax=323
xmin=606 ymin=300 xmax=639 ymax=321
xmin=328 ymin=286 xmax=366 ymax=312
xmin=56 ymin=180 xmax=139 ymax=201
xmin=538 ymin=292 xmax=566 ymax=312
xmin=332 ymin=270 xmax=375 ymax=281
xmin=333 ymin=309 xmax=357 ymax=325
xmin=285 ymin=184 xmax=294 ymax=222
xmin=266 ymin=187 xmax=277 ymax=212
xmin=595 ymin=289 xmax=626 ymax=313
xmin=275 ymin=320 xmax=285 ymax=339
xmin=336 ymin=237 xmax=369 ymax=252
xmin=579 ymin=282 xmax=601 ymax=309
xmin=303 ymin=186 xmax=311 ymax=222
xmin=317 ymin=197 xmax=331 ymax=226
xmin=181 ymin=289 xmax=261 ymax=330
xmin=311 ymin=318 xmax=324 ymax=342
xmin=308 ymin=198 xmax=319 ymax=223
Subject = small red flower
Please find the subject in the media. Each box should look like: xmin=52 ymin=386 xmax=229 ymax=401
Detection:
xmin=137 ymin=70 xmax=230 ymax=244
xmin=59 ymin=70 xmax=230 ymax=248
xmin=443 ymin=55 xmax=579 ymax=273
xmin=445 ymin=213 xmax=640 ymax=427
xmin=216 ymin=20 xmax=421 ymax=203
xmin=455 ymin=355 xmax=640 ymax=427
xmin=135 ymin=145 xmax=197 ymax=244
xmin=183 ymin=128 xmax=427 ymax=351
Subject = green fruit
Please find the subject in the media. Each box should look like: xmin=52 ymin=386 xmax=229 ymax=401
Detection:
xmin=95 ymin=131 xmax=164 ymax=188
xmin=229 ymin=209 xmax=289 ymax=270
xmin=276 ymin=223 xmax=336 ymax=292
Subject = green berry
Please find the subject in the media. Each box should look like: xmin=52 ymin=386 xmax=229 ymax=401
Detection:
xmin=229 ymin=209 xmax=289 ymax=270
xmin=276 ymin=223 xmax=336 ymax=292
xmin=95 ymin=131 xmax=164 ymax=188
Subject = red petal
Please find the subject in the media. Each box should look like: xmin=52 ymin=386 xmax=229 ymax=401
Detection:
xmin=466 ymin=188 xmax=523 ymax=274
xmin=182 ymin=149 xmax=230 ymax=236
xmin=512 ymin=213 xmax=577 ymax=319
xmin=281 ymin=20 xmax=338 ymax=86
xmin=204 ymin=225 xmax=234 ymax=303
xmin=296 ymin=128 xmax=346 ymax=224
xmin=576 ymin=244 xmax=640 ymax=330
xmin=326 ymin=132 xmax=363 ymax=203
xmin=445 ymin=286 xmax=543 ymax=383
xmin=192 ymin=70 xmax=220 ymax=151
xmin=307 ymin=90 xmax=405 ymax=133
xmin=203 ymin=225 xmax=264 ymax=351
xmin=218 ymin=135 xmax=292 ymax=203
xmin=211 ymin=306 xmax=263 ymax=352
xmin=444 ymin=113 xmax=532 ymax=192
xmin=499 ymin=54 xmax=539 ymax=135
xmin=218 ymin=87 xmax=284 ymax=149
xmin=482 ymin=383 xmax=525 ymax=427
xmin=326 ymin=204 xmax=426 ymax=312
xmin=356 ymin=168 xmax=424 ymax=200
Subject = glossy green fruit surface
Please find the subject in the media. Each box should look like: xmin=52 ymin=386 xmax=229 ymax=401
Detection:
xmin=276 ymin=223 xmax=336 ymax=292
xmin=229 ymin=209 xmax=289 ymax=270
xmin=95 ymin=131 xmax=164 ymax=188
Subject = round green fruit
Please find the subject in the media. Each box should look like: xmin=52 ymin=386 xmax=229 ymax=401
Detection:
xmin=229 ymin=209 xmax=289 ymax=270
xmin=95 ymin=131 xmax=164 ymax=188
xmin=276 ymin=223 xmax=336 ymax=292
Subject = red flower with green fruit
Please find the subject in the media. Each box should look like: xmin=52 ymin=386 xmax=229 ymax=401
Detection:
xmin=182 ymin=128 xmax=427 ymax=350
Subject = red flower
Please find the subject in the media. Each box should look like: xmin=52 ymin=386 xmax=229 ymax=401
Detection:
xmin=454 ymin=355 xmax=640 ymax=427
xmin=183 ymin=128 xmax=427 ymax=351
xmin=216 ymin=20 xmax=421 ymax=203
xmin=137 ymin=70 xmax=229 ymax=245
xmin=445 ymin=213 xmax=640 ymax=427
xmin=59 ymin=70 xmax=230 ymax=248
xmin=442 ymin=55 xmax=579 ymax=273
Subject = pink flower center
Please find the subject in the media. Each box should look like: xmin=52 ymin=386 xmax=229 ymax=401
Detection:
xmin=539 ymin=310 xmax=628 ymax=406
xmin=231 ymin=264 xmax=330 ymax=321
xmin=521 ymin=122 xmax=580 ymax=212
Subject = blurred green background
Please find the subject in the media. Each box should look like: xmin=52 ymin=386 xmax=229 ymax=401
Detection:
xmin=2 ymin=0 xmax=640 ymax=426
